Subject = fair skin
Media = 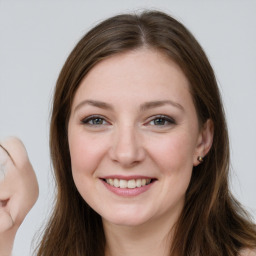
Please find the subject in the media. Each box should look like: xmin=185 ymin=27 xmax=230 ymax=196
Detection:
xmin=68 ymin=48 xmax=213 ymax=256
xmin=0 ymin=137 xmax=38 ymax=256
xmin=240 ymin=249 xmax=256 ymax=256
xmin=0 ymin=50 xmax=254 ymax=256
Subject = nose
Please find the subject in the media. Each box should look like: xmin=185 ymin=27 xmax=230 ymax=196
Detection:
xmin=108 ymin=124 xmax=146 ymax=168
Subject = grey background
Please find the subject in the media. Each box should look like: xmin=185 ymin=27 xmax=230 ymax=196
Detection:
xmin=0 ymin=0 xmax=255 ymax=255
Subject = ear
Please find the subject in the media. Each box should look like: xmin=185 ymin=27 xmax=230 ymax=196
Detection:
xmin=193 ymin=119 xmax=214 ymax=166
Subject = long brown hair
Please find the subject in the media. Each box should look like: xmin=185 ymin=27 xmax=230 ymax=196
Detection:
xmin=36 ymin=10 xmax=256 ymax=256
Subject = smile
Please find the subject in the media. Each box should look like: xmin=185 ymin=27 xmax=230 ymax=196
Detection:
xmin=101 ymin=176 xmax=157 ymax=196
xmin=105 ymin=178 xmax=152 ymax=189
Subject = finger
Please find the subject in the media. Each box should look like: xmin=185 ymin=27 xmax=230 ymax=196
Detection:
xmin=0 ymin=146 xmax=10 ymax=183
xmin=0 ymin=200 xmax=14 ymax=232
xmin=0 ymin=137 xmax=29 ymax=169
xmin=0 ymin=144 xmax=14 ymax=165
xmin=0 ymin=147 xmax=14 ymax=227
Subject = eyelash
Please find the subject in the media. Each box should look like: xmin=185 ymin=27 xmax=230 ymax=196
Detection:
xmin=81 ymin=114 xmax=176 ymax=127
xmin=81 ymin=115 xmax=109 ymax=126
xmin=146 ymin=115 xmax=176 ymax=127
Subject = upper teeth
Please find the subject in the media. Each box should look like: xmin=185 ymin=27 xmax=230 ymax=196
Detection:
xmin=105 ymin=178 xmax=151 ymax=189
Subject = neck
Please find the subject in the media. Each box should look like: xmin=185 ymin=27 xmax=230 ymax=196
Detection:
xmin=103 ymin=214 xmax=177 ymax=256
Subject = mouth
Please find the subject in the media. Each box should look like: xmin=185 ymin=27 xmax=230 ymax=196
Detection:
xmin=102 ymin=178 xmax=156 ymax=189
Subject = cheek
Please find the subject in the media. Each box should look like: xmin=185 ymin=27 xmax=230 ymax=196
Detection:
xmin=149 ymin=132 xmax=197 ymax=211
xmin=68 ymin=130 xmax=108 ymax=178
xmin=148 ymin=131 xmax=196 ymax=175
xmin=68 ymin=129 xmax=110 ymax=210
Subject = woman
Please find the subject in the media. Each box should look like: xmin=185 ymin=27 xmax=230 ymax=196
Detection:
xmin=36 ymin=10 xmax=256 ymax=255
xmin=1 ymin=10 xmax=256 ymax=256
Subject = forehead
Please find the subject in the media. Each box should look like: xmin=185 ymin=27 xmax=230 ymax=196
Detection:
xmin=72 ymin=48 xmax=192 ymax=108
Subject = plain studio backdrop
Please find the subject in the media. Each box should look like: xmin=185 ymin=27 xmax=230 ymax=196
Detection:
xmin=0 ymin=0 xmax=256 ymax=255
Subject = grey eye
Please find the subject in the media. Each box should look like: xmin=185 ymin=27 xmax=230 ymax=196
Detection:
xmin=153 ymin=118 xmax=167 ymax=125
xmin=81 ymin=115 xmax=108 ymax=126
xmin=149 ymin=115 xmax=175 ymax=126
xmin=89 ymin=118 xmax=105 ymax=125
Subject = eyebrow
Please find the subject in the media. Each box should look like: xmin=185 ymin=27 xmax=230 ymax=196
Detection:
xmin=140 ymin=100 xmax=184 ymax=111
xmin=74 ymin=100 xmax=114 ymax=112
xmin=74 ymin=99 xmax=184 ymax=112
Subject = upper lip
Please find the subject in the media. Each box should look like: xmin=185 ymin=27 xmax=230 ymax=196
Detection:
xmin=100 ymin=175 xmax=156 ymax=180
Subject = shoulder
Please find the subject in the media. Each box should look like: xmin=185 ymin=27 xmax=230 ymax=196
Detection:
xmin=239 ymin=248 xmax=256 ymax=256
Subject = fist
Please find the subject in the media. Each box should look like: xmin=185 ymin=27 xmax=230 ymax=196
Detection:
xmin=0 ymin=137 xmax=39 ymax=255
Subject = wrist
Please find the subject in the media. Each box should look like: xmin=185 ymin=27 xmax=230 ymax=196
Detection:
xmin=0 ymin=228 xmax=17 ymax=256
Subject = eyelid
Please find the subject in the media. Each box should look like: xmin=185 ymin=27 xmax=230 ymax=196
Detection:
xmin=80 ymin=114 xmax=176 ymax=128
xmin=145 ymin=115 xmax=176 ymax=126
xmin=81 ymin=115 xmax=110 ymax=125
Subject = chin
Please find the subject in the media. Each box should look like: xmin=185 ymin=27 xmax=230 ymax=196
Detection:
xmin=104 ymin=217 xmax=149 ymax=227
xmin=101 ymin=209 xmax=153 ymax=227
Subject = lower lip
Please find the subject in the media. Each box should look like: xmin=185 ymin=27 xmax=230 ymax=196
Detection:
xmin=101 ymin=180 xmax=155 ymax=197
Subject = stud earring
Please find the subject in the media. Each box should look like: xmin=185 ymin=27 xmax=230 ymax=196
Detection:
xmin=197 ymin=156 xmax=204 ymax=163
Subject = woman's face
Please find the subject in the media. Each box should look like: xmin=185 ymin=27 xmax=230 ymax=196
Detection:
xmin=68 ymin=49 xmax=210 ymax=227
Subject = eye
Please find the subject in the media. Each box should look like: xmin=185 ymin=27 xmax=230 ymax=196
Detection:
xmin=147 ymin=115 xmax=176 ymax=127
xmin=81 ymin=115 xmax=108 ymax=126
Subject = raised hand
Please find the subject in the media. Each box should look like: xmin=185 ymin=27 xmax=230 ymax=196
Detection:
xmin=0 ymin=137 xmax=39 ymax=256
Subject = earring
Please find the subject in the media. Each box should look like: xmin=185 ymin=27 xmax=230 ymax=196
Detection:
xmin=197 ymin=156 xmax=204 ymax=163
